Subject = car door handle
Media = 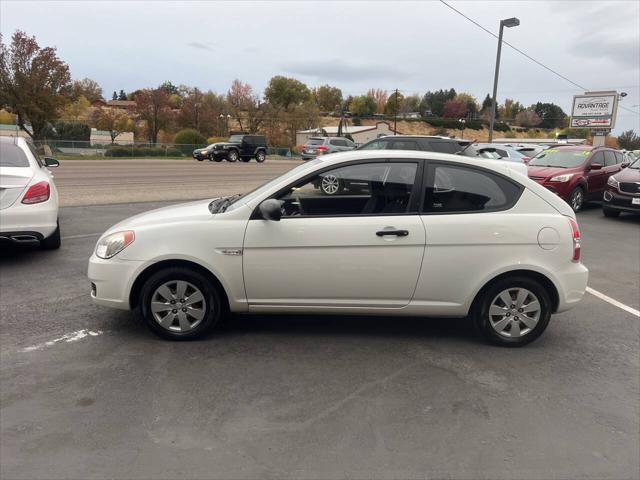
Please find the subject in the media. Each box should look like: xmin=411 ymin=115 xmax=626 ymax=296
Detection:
xmin=376 ymin=229 xmax=409 ymax=237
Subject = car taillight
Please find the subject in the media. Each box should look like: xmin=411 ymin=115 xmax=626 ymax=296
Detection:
xmin=21 ymin=181 xmax=50 ymax=204
xmin=568 ymin=217 xmax=581 ymax=262
xmin=317 ymin=146 xmax=329 ymax=152
xmin=522 ymin=156 xmax=530 ymax=163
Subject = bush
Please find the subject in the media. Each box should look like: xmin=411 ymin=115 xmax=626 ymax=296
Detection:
xmin=104 ymin=145 xmax=184 ymax=157
xmin=173 ymin=129 xmax=207 ymax=154
xmin=493 ymin=122 xmax=511 ymax=132
xmin=54 ymin=121 xmax=91 ymax=141
xmin=206 ymin=136 xmax=226 ymax=144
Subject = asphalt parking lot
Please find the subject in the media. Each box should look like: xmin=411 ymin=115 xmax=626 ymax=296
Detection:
xmin=1 ymin=166 xmax=639 ymax=478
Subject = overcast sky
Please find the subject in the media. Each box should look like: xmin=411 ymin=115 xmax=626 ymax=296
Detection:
xmin=1 ymin=0 xmax=638 ymax=133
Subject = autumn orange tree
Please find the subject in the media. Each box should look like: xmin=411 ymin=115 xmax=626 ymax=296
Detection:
xmin=135 ymin=87 xmax=173 ymax=143
xmin=0 ymin=31 xmax=71 ymax=139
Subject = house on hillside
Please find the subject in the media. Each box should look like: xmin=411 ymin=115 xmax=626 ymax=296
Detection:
xmin=296 ymin=121 xmax=398 ymax=146
xmin=106 ymin=100 xmax=137 ymax=111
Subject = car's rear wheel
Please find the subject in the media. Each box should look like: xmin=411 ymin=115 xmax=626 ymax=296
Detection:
xmin=568 ymin=187 xmax=585 ymax=212
xmin=40 ymin=221 xmax=61 ymax=250
xmin=226 ymin=150 xmax=239 ymax=162
xmin=255 ymin=150 xmax=266 ymax=163
xmin=320 ymin=174 xmax=342 ymax=195
xmin=603 ymin=207 xmax=620 ymax=218
xmin=139 ymin=267 xmax=223 ymax=340
xmin=472 ymin=276 xmax=552 ymax=347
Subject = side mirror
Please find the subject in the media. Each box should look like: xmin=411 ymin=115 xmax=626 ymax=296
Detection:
xmin=44 ymin=157 xmax=59 ymax=168
xmin=590 ymin=163 xmax=603 ymax=171
xmin=259 ymin=199 xmax=283 ymax=221
xmin=621 ymin=162 xmax=630 ymax=169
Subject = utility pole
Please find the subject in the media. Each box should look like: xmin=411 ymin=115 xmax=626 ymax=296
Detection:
xmin=394 ymin=88 xmax=398 ymax=135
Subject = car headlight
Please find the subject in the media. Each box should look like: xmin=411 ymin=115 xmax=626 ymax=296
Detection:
xmin=607 ymin=176 xmax=619 ymax=188
xmin=96 ymin=231 xmax=135 ymax=259
xmin=549 ymin=173 xmax=574 ymax=182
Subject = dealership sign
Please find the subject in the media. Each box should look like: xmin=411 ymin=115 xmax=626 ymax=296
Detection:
xmin=570 ymin=91 xmax=618 ymax=128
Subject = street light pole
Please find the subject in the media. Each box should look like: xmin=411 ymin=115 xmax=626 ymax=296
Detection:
xmin=488 ymin=17 xmax=519 ymax=143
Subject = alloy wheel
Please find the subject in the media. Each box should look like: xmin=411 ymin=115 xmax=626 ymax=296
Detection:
xmin=150 ymin=280 xmax=207 ymax=332
xmin=570 ymin=189 xmax=583 ymax=212
xmin=488 ymin=288 xmax=541 ymax=338
xmin=321 ymin=174 xmax=340 ymax=195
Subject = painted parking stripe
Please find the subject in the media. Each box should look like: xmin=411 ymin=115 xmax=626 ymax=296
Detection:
xmin=587 ymin=287 xmax=640 ymax=317
xmin=21 ymin=329 xmax=103 ymax=353
xmin=61 ymin=232 xmax=102 ymax=240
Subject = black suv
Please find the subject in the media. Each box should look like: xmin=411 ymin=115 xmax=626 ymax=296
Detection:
xmin=194 ymin=134 xmax=267 ymax=163
xmin=358 ymin=135 xmax=477 ymax=155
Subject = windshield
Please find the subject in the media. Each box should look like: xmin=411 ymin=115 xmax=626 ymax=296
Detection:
xmin=224 ymin=158 xmax=324 ymax=211
xmin=228 ymin=135 xmax=244 ymax=143
xmin=0 ymin=142 xmax=30 ymax=167
xmin=529 ymin=148 xmax=590 ymax=168
xmin=628 ymin=159 xmax=640 ymax=169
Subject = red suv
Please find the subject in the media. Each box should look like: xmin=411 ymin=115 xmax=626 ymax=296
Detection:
xmin=527 ymin=146 xmax=627 ymax=212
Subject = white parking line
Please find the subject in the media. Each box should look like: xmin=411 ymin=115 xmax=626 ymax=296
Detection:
xmin=587 ymin=287 xmax=640 ymax=317
xmin=61 ymin=232 xmax=102 ymax=240
xmin=21 ymin=329 xmax=103 ymax=353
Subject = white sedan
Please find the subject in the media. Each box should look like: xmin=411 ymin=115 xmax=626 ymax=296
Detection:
xmin=89 ymin=150 xmax=588 ymax=346
xmin=0 ymin=136 xmax=61 ymax=249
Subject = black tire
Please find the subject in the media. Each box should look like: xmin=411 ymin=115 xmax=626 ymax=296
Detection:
xmin=255 ymin=150 xmax=266 ymax=163
xmin=196 ymin=158 xmax=204 ymax=162
xmin=40 ymin=221 xmax=61 ymax=250
xmin=226 ymin=150 xmax=239 ymax=162
xmin=568 ymin=187 xmax=585 ymax=212
xmin=210 ymin=155 xmax=222 ymax=162
xmin=139 ymin=267 xmax=224 ymax=340
xmin=603 ymin=207 xmax=620 ymax=218
xmin=472 ymin=275 xmax=552 ymax=347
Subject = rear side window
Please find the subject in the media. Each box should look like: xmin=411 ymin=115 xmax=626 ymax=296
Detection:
xmin=359 ymin=139 xmax=388 ymax=150
xmin=603 ymin=151 xmax=617 ymax=167
xmin=423 ymin=164 xmax=522 ymax=213
xmin=428 ymin=142 xmax=461 ymax=154
xmin=388 ymin=140 xmax=419 ymax=150
xmin=331 ymin=139 xmax=347 ymax=147
xmin=0 ymin=142 xmax=30 ymax=167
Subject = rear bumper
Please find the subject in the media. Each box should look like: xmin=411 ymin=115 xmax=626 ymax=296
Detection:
xmin=554 ymin=263 xmax=589 ymax=313
xmin=0 ymin=199 xmax=58 ymax=239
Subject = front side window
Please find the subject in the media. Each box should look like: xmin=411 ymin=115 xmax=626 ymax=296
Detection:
xmin=423 ymin=164 xmax=521 ymax=213
xmin=590 ymin=151 xmax=605 ymax=167
xmin=277 ymin=162 xmax=418 ymax=217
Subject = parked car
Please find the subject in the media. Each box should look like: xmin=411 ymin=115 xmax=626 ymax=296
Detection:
xmin=301 ymin=137 xmax=356 ymax=161
xmin=510 ymin=144 xmax=548 ymax=159
xmin=89 ymin=150 xmax=588 ymax=347
xmin=527 ymin=146 xmax=627 ymax=212
xmin=474 ymin=144 xmax=529 ymax=163
xmin=193 ymin=134 xmax=267 ymax=163
xmin=0 ymin=136 xmax=61 ymax=249
xmin=602 ymin=157 xmax=640 ymax=217
xmin=358 ymin=135 xmax=471 ymax=155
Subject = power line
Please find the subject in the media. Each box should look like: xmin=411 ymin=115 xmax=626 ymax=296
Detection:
xmin=438 ymin=0 xmax=639 ymax=118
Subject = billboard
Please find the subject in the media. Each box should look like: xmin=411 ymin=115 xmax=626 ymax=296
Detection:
xmin=570 ymin=92 xmax=618 ymax=128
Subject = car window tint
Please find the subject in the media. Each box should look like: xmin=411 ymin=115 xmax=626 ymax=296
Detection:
xmin=0 ymin=142 xmax=30 ymax=167
xmin=307 ymin=138 xmax=324 ymax=146
xmin=332 ymin=139 xmax=346 ymax=147
xmin=429 ymin=142 xmax=460 ymax=154
xmin=423 ymin=164 xmax=521 ymax=213
xmin=359 ymin=140 xmax=387 ymax=150
xmin=603 ymin=151 xmax=617 ymax=167
xmin=614 ymin=152 xmax=624 ymax=164
xmin=26 ymin=142 xmax=44 ymax=167
xmin=277 ymin=162 xmax=418 ymax=217
xmin=389 ymin=140 xmax=419 ymax=150
xmin=590 ymin=151 xmax=605 ymax=166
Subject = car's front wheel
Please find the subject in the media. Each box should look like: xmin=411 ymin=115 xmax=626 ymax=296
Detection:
xmin=139 ymin=267 xmax=223 ymax=340
xmin=568 ymin=187 xmax=585 ymax=212
xmin=472 ymin=276 xmax=552 ymax=347
xmin=226 ymin=150 xmax=239 ymax=162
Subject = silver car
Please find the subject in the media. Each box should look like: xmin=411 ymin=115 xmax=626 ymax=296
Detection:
xmin=301 ymin=137 xmax=356 ymax=161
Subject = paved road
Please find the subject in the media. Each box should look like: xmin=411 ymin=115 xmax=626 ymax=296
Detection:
xmin=53 ymin=158 xmax=302 ymax=206
xmin=1 ymin=203 xmax=638 ymax=479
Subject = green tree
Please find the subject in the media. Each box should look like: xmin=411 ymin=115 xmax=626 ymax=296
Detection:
xmin=499 ymin=98 xmax=525 ymax=120
xmin=173 ymin=128 xmax=207 ymax=153
xmin=618 ymin=130 xmax=640 ymax=150
xmin=349 ymin=95 xmax=376 ymax=117
xmin=71 ymin=78 xmax=103 ymax=102
xmin=0 ymin=31 xmax=71 ymax=139
xmin=264 ymin=75 xmax=311 ymax=110
xmin=118 ymin=89 xmax=127 ymax=101
xmin=160 ymin=81 xmax=178 ymax=95
xmin=62 ymin=95 xmax=91 ymax=121
xmin=481 ymin=93 xmax=492 ymax=111
xmin=400 ymin=93 xmax=421 ymax=114
xmin=313 ymin=84 xmax=343 ymax=112
xmin=112 ymin=91 xmax=117 ymax=100
xmin=384 ymin=91 xmax=404 ymax=115
xmin=419 ymin=89 xmax=456 ymax=117
xmin=533 ymin=102 xmax=567 ymax=129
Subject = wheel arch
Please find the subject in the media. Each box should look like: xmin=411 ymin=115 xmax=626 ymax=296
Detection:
xmin=129 ymin=259 xmax=230 ymax=312
xmin=469 ymin=269 xmax=560 ymax=314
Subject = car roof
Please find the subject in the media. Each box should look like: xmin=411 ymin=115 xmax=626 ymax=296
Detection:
xmin=376 ymin=135 xmax=466 ymax=142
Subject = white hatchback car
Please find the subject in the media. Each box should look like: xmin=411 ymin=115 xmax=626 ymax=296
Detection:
xmin=0 ymin=136 xmax=61 ymax=249
xmin=89 ymin=150 xmax=588 ymax=346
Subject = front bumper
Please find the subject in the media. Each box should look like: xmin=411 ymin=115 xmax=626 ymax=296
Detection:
xmin=603 ymin=188 xmax=640 ymax=213
xmin=193 ymin=152 xmax=210 ymax=160
xmin=88 ymin=253 xmax=145 ymax=310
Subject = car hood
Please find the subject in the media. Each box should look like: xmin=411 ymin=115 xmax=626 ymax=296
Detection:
xmin=613 ymin=166 xmax=640 ymax=182
xmin=527 ymin=165 xmax=574 ymax=178
xmin=105 ymin=198 xmax=217 ymax=233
